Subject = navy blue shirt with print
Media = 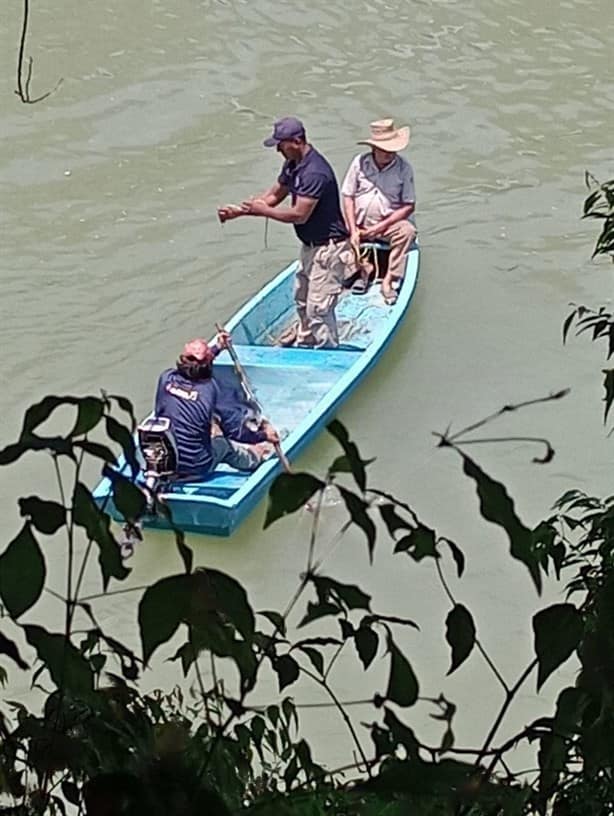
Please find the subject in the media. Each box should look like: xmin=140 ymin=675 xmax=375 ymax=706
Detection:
xmin=155 ymin=369 xmax=266 ymax=476
xmin=278 ymin=147 xmax=348 ymax=246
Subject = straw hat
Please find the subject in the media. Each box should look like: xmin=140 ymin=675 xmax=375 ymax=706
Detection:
xmin=358 ymin=118 xmax=410 ymax=152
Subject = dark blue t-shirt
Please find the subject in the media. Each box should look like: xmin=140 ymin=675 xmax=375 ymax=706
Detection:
xmin=278 ymin=147 xmax=348 ymax=246
xmin=154 ymin=369 xmax=266 ymax=476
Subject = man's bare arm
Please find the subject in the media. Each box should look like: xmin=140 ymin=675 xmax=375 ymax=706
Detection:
xmin=241 ymin=194 xmax=317 ymax=225
xmin=258 ymin=180 xmax=289 ymax=207
xmin=217 ymin=181 xmax=288 ymax=222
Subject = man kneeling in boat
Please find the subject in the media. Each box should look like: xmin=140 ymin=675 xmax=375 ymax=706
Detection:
xmin=154 ymin=335 xmax=278 ymax=478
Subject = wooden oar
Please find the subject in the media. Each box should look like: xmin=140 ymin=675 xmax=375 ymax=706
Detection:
xmin=215 ymin=324 xmax=291 ymax=473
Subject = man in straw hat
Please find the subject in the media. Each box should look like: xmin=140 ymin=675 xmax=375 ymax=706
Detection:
xmin=217 ymin=117 xmax=352 ymax=348
xmin=341 ymin=119 xmax=416 ymax=304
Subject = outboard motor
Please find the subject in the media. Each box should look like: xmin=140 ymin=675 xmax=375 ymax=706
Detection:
xmin=137 ymin=416 xmax=178 ymax=506
xmin=118 ymin=417 xmax=178 ymax=557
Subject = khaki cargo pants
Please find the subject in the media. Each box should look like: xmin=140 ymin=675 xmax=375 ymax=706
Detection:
xmin=295 ymin=239 xmax=352 ymax=348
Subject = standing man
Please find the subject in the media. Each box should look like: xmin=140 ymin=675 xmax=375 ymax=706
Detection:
xmin=217 ymin=117 xmax=351 ymax=348
xmin=341 ymin=119 xmax=416 ymax=305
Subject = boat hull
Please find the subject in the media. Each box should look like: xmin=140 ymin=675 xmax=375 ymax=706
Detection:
xmin=93 ymin=245 xmax=420 ymax=535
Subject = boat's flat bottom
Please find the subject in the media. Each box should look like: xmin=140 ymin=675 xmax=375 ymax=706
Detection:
xmin=159 ymin=280 xmax=395 ymax=500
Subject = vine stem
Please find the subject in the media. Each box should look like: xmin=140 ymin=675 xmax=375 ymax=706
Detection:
xmin=41 ymin=449 xmax=83 ymax=797
xmin=476 ymin=657 xmax=538 ymax=766
xmin=435 ymin=559 xmax=509 ymax=694
xmin=199 ymin=482 xmax=334 ymax=780
xmin=300 ymin=666 xmax=372 ymax=776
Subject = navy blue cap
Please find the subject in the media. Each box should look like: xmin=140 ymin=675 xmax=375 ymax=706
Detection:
xmin=263 ymin=116 xmax=306 ymax=147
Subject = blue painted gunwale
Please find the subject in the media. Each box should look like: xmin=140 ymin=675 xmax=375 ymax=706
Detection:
xmin=93 ymin=244 xmax=420 ymax=535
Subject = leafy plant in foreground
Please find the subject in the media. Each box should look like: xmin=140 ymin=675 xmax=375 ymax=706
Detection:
xmin=0 ymin=177 xmax=613 ymax=814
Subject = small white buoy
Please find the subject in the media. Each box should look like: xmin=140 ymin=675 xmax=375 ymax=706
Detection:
xmin=64 ymin=170 xmax=71 ymax=176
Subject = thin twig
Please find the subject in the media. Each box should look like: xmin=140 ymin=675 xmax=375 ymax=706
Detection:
xmin=14 ymin=0 xmax=63 ymax=104
xmin=300 ymin=666 xmax=372 ymax=776
xmin=78 ymin=585 xmax=149 ymax=603
xmin=443 ymin=390 xmax=570 ymax=444
xmin=476 ymin=658 xmax=538 ymax=766
xmin=435 ymin=559 xmax=509 ymax=694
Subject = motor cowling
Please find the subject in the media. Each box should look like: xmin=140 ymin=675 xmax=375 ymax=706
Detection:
xmin=137 ymin=416 xmax=178 ymax=497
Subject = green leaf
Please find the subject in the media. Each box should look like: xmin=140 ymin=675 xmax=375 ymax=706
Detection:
xmin=18 ymin=496 xmax=66 ymax=535
xmin=394 ymin=524 xmax=438 ymax=562
xmin=259 ymin=609 xmax=287 ymax=637
xmin=442 ymin=538 xmax=465 ymax=577
xmin=533 ymin=603 xmax=583 ymax=690
xmin=105 ymin=415 xmax=139 ymax=474
xmin=538 ymin=732 xmax=568 ymax=803
xmin=0 ymin=524 xmax=45 ymax=619
xmin=312 ymin=575 xmax=371 ymax=611
xmin=329 ymin=454 xmax=352 ymax=475
xmin=355 ymin=625 xmax=378 ymax=669
xmin=107 ymin=393 xmax=137 ymax=432
xmin=21 ymin=396 xmax=65 ymax=436
xmin=138 ymin=574 xmax=191 ymax=664
xmin=339 ymin=619 xmax=354 ymax=639
xmin=266 ymin=705 xmax=279 ymax=727
xmin=0 ymin=435 xmax=75 ymax=466
xmin=363 ymin=614 xmax=419 ymax=630
xmin=71 ymin=397 xmax=105 ymax=437
xmin=383 ymin=708 xmax=420 ymax=760
xmin=327 ymin=420 xmax=369 ymax=492
xmin=282 ymin=697 xmax=298 ymax=732
xmin=461 ymin=454 xmax=541 ymax=593
xmin=251 ymin=715 xmax=266 ymax=751
xmin=445 ymin=604 xmax=476 ymax=675
xmin=0 ymin=441 xmax=27 ymax=466
xmin=274 ymin=654 xmax=300 ymax=692
xmin=61 ymin=780 xmax=81 ymax=806
xmin=74 ymin=440 xmax=117 ymax=464
xmin=602 ymin=368 xmax=614 ymax=425
xmin=298 ymin=601 xmax=342 ymax=628
xmin=264 ymin=473 xmax=325 ymax=527
xmin=189 ymin=568 xmax=255 ymax=641
xmin=110 ymin=473 xmax=146 ymax=522
xmin=562 ymin=308 xmax=577 ymax=344
xmin=72 ymin=482 xmax=130 ymax=589
xmin=24 ymin=625 xmax=94 ymax=696
xmin=379 ymin=504 xmax=413 ymax=537
xmin=298 ymin=646 xmax=324 ymax=675
xmin=385 ymin=635 xmax=418 ymax=707
xmin=0 ymin=631 xmax=29 ymax=670
xmin=338 ymin=486 xmax=376 ymax=562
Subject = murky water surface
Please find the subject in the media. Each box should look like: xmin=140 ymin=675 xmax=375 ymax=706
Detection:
xmin=1 ymin=0 xmax=613 ymax=770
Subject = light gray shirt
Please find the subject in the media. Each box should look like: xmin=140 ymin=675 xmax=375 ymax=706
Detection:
xmin=341 ymin=152 xmax=416 ymax=227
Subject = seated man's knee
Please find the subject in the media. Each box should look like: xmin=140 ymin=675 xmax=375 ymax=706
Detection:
xmin=397 ymin=221 xmax=416 ymax=241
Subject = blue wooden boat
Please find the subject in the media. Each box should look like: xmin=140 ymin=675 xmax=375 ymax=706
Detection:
xmin=93 ymin=243 xmax=420 ymax=535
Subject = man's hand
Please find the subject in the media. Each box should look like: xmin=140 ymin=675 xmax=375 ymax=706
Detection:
xmin=215 ymin=330 xmax=232 ymax=350
xmin=217 ymin=204 xmax=244 ymax=223
xmin=240 ymin=198 xmax=269 ymax=217
xmin=360 ymin=223 xmax=385 ymax=240
xmin=262 ymin=421 xmax=280 ymax=444
xmin=349 ymin=229 xmax=361 ymax=251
